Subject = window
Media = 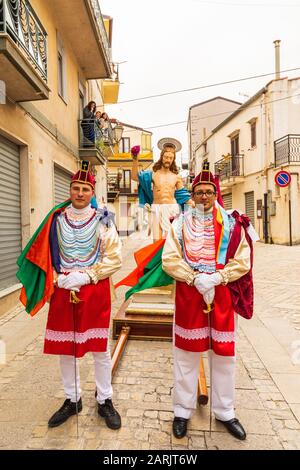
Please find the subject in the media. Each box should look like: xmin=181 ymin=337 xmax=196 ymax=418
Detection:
xmin=119 ymin=170 xmax=131 ymax=193
xmin=120 ymin=137 xmax=130 ymax=153
xmin=230 ymin=133 xmax=240 ymax=175
xmin=58 ymin=52 xmax=64 ymax=97
xmin=57 ymin=32 xmax=67 ymax=102
xmin=231 ymin=134 xmax=239 ymax=156
xmin=142 ymin=133 xmax=151 ymax=151
xmin=79 ymin=91 xmax=84 ymax=119
xmin=251 ymin=121 xmax=257 ymax=148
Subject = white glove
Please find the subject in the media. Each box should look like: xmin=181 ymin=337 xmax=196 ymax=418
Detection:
xmin=57 ymin=272 xmax=90 ymax=291
xmin=203 ymin=288 xmax=215 ymax=305
xmin=57 ymin=274 xmax=77 ymax=290
xmin=194 ymin=272 xmax=222 ymax=295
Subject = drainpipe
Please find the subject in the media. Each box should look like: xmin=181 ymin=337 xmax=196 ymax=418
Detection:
xmin=288 ymin=172 xmax=299 ymax=246
xmin=260 ymin=91 xmax=269 ymax=243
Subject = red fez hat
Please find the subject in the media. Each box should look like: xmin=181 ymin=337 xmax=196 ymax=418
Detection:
xmin=192 ymin=162 xmax=224 ymax=207
xmin=71 ymin=160 xmax=95 ymax=189
xmin=192 ymin=161 xmax=217 ymax=190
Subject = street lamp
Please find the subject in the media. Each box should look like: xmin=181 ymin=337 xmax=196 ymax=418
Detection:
xmin=113 ymin=124 xmax=124 ymax=144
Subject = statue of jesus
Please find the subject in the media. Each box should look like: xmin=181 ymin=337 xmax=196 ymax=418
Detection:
xmin=132 ymin=138 xmax=193 ymax=241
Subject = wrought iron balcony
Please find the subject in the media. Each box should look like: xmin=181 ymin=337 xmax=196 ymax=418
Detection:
xmin=0 ymin=0 xmax=47 ymax=80
xmin=274 ymin=135 xmax=300 ymax=167
xmin=79 ymin=118 xmax=116 ymax=165
xmin=214 ymin=154 xmax=244 ymax=186
xmin=107 ymin=174 xmax=120 ymax=203
xmin=0 ymin=0 xmax=49 ymax=101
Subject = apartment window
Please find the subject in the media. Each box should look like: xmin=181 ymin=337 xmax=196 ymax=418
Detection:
xmin=79 ymin=91 xmax=84 ymax=119
xmin=251 ymin=121 xmax=257 ymax=148
xmin=142 ymin=133 xmax=151 ymax=151
xmin=57 ymin=32 xmax=67 ymax=102
xmin=58 ymin=52 xmax=64 ymax=97
xmin=230 ymin=133 xmax=239 ymax=175
xmin=120 ymin=170 xmax=131 ymax=193
xmin=120 ymin=137 xmax=130 ymax=153
xmin=231 ymin=134 xmax=239 ymax=156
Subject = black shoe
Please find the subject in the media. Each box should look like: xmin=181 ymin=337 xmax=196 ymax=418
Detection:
xmin=48 ymin=398 xmax=82 ymax=428
xmin=216 ymin=418 xmax=246 ymax=440
xmin=98 ymin=399 xmax=121 ymax=430
xmin=172 ymin=417 xmax=188 ymax=439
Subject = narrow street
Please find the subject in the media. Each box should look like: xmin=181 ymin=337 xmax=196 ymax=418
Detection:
xmin=0 ymin=236 xmax=300 ymax=450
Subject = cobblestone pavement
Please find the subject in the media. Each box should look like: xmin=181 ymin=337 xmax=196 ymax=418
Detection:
xmin=0 ymin=236 xmax=300 ymax=450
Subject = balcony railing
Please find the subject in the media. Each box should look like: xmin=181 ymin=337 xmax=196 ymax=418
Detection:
xmin=107 ymin=175 xmax=133 ymax=194
xmin=89 ymin=0 xmax=111 ymax=66
xmin=274 ymin=134 xmax=300 ymax=167
xmin=214 ymin=154 xmax=244 ymax=181
xmin=79 ymin=118 xmax=114 ymax=150
xmin=0 ymin=0 xmax=47 ymax=81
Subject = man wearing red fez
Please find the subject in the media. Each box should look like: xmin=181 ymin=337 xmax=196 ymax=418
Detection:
xmin=17 ymin=161 xmax=122 ymax=430
xmin=162 ymin=162 xmax=259 ymax=441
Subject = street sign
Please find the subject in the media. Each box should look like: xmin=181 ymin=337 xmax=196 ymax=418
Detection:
xmin=275 ymin=170 xmax=291 ymax=187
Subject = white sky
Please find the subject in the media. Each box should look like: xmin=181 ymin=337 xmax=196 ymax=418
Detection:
xmin=100 ymin=0 xmax=300 ymax=163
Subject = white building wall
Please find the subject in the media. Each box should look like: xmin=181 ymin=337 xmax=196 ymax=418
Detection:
xmin=197 ymin=78 xmax=300 ymax=244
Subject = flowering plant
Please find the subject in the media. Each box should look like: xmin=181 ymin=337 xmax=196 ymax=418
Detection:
xmin=131 ymin=145 xmax=140 ymax=157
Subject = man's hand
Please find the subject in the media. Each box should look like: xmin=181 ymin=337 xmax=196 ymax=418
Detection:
xmin=186 ymin=199 xmax=195 ymax=208
xmin=194 ymin=272 xmax=222 ymax=295
xmin=57 ymin=272 xmax=90 ymax=291
xmin=203 ymin=288 xmax=215 ymax=305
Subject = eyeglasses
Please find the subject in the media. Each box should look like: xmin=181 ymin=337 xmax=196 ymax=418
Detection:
xmin=193 ymin=190 xmax=216 ymax=198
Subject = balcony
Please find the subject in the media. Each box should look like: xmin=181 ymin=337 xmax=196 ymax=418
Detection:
xmin=107 ymin=174 xmax=120 ymax=203
xmin=214 ymin=154 xmax=244 ymax=188
xmin=274 ymin=135 xmax=300 ymax=167
xmin=0 ymin=0 xmax=49 ymax=102
xmin=79 ymin=118 xmax=115 ymax=165
xmin=50 ymin=0 xmax=111 ymax=79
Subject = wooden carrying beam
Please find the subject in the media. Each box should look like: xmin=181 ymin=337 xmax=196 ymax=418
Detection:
xmin=111 ymin=326 xmax=131 ymax=376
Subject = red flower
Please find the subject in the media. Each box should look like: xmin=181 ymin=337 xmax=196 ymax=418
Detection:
xmin=131 ymin=145 xmax=140 ymax=157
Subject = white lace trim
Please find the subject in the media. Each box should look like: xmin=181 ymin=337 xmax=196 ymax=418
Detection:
xmin=45 ymin=328 xmax=109 ymax=344
xmin=175 ymin=325 xmax=235 ymax=343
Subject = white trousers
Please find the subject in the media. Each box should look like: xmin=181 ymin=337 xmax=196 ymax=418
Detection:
xmin=173 ymin=347 xmax=236 ymax=421
xmin=60 ymin=350 xmax=113 ymax=404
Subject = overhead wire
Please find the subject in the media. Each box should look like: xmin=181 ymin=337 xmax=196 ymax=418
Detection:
xmin=119 ymin=91 xmax=300 ymax=132
xmin=115 ymin=67 xmax=300 ymax=104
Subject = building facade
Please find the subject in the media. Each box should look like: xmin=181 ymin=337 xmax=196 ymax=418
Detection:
xmin=0 ymin=0 xmax=119 ymax=314
xmin=107 ymin=123 xmax=153 ymax=236
xmin=187 ymin=97 xmax=241 ymax=177
xmin=192 ymin=78 xmax=300 ymax=245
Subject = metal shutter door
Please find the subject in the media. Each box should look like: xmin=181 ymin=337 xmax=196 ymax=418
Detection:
xmin=0 ymin=136 xmax=21 ymax=290
xmin=54 ymin=166 xmax=72 ymax=205
xmin=222 ymin=193 xmax=232 ymax=210
xmin=245 ymin=191 xmax=255 ymax=224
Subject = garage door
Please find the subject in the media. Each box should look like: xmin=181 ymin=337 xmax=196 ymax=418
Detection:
xmin=54 ymin=165 xmax=72 ymax=205
xmin=0 ymin=135 xmax=21 ymax=290
xmin=222 ymin=193 xmax=232 ymax=210
xmin=245 ymin=191 xmax=255 ymax=224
